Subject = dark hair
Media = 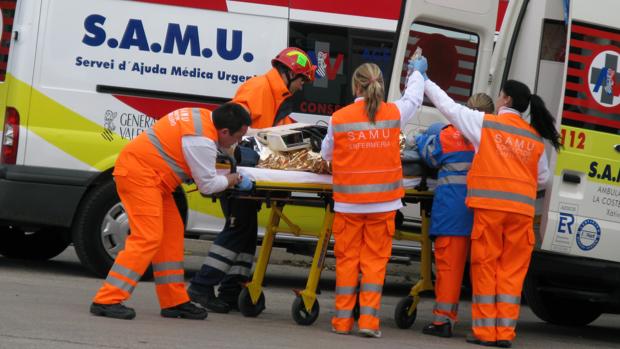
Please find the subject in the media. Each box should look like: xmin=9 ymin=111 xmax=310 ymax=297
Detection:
xmin=212 ymin=102 xmax=251 ymax=134
xmin=502 ymin=80 xmax=561 ymax=151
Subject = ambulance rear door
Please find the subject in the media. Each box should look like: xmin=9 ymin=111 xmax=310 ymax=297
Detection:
xmin=388 ymin=0 xmax=499 ymax=129
xmin=540 ymin=0 xmax=620 ymax=263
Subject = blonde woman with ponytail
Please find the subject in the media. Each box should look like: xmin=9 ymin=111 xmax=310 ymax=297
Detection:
xmin=321 ymin=62 xmax=425 ymax=338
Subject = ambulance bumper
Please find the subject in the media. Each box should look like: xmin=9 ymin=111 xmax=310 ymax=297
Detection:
xmin=0 ymin=165 xmax=95 ymax=228
xmin=529 ymin=250 xmax=620 ymax=306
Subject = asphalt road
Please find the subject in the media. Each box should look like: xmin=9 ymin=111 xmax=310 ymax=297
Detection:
xmin=1 ymin=246 xmax=619 ymax=349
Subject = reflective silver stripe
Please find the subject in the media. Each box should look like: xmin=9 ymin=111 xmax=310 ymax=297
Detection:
xmin=333 ymin=180 xmax=402 ymax=194
xmin=360 ymin=283 xmax=382 ymax=293
xmin=154 ymin=273 xmax=185 ymax=285
xmin=496 ymin=318 xmax=518 ymax=327
xmin=497 ymin=294 xmax=521 ymax=304
xmin=433 ymin=314 xmax=452 ymax=324
xmin=359 ymin=306 xmax=378 ymax=317
xmin=335 ymin=286 xmax=357 ymax=295
xmin=473 ymin=295 xmax=496 ymax=304
xmin=472 ymin=318 xmax=496 ymax=327
xmin=443 ymin=162 xmax=471 ymax=172
xmin=434 ymin=302 xmax=458 ymax=313
xmin=335 ymin=310 xmax=353 ymax=318
xmin=236 ymin=253 xmax=254 ymax=264
xmin=110 ymin=263 xmax=141 ymax=282
xmin=482 ymin=120 xmax=543 ymax=143
xmin=228 ymin=265 xmax=252 ymax=277
xmin=192 ymin=108 xmax=203 ymax=135
xmin=468 ymin=189 xmax=535 ymax=207
xmin=152 ymin=261 xmax=183 ymax=272
xmin=204 ymin=256 xmax=231 ymax=273
xmin=438 ymin=175 xmax=467 ymax=185
xmin=209 ymin=244 xmax=238 ymax=261
xmin=146 ymin=128 xmax=189 ymax=182
xmin=332 ymin=119 xmax=400 ymax=133
xmin=105 ymin=274 xmax=135 ymax=294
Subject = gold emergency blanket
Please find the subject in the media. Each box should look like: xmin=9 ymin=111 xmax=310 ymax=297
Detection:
xmin=258 ymin=149 xmax=331 ymax=174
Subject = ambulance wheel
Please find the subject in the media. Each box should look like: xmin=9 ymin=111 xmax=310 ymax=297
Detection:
xmin=524 ymin=275 xmax=602 ymax=326
xmin=291 ymin=296 xmax=320 ymax=326
xmin=72 ymin=179 xmax=125 ymax=278
xmin=394 ymin=296 xmax=417 ymax=329
xmin=238 ymin=288 xmax=266 ymax=317
xmin=0 ymin=225 xmax=70 ymax=260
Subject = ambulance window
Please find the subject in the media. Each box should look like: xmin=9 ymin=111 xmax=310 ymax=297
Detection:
xmin=289 ymin=22 xmax=394 ymax=117
xmin=401 ymin=22 xmax=479 ymax=106
xmin=0 ymin=1 xmax=16 ymax=81
xmin=561 ymin=21 xmax=620 ymax=135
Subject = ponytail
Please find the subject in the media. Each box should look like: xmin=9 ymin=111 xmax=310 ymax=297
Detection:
xmin=351 ymin=63 xmax=385 ymax=124
xmin=530 ymin=94 xmax=561 ymax=151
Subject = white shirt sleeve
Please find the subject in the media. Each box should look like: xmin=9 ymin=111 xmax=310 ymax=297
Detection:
xmin=320 ymin=120 xmax=334 ymax=161
xmin=182 ymin=136 xmax=229 ymax=195
xmin=537 ymin=150 xmax=550 ymax=186
xmin=393 ymin=71 xmax=425 ymax=128
xmin=424 ymin=79 xmax=484 ymax=151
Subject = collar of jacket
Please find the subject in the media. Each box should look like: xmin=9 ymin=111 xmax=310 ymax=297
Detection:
xmin=265 ymin=67 xmax=292 ymax=99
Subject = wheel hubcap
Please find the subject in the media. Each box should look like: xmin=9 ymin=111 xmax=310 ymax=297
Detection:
xmin=100 ymin=203 xmax=129 ymax=259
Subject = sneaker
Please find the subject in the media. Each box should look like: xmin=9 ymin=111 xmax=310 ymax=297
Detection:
xmin=187 ymin=285 xmax=231 ymax=313
xmin=422 ymin=322 xmax=453 ymax=338
xmin=161 ymin=301 xmax=208 ymax=320
xmin=331 ymin=327 xmax=351 ymax=335
xmin=358 ymin=328 xmax=382 ymax=338
xmin=466 ymin=333 xmax=496 ymax=347
xmin=496 ymin=340 xmax=512 ymax=348
xmin=90 ymin=302 xmax=136 ymax=320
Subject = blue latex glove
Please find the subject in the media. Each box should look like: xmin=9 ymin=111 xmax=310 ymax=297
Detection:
xmin=235 ymin=176 xmax=253 ymax=191
xmin=408 ymin=56 xmax=428 ymax=80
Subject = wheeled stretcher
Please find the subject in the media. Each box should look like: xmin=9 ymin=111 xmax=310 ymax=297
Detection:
xmin=213 ymin=166 xmax=435 ymax=326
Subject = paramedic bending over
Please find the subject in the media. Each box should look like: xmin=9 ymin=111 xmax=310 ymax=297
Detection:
xmin=321 ymin=63 xmax=424 ymax=338
xmin=410 ymin=57 xmax=561 ymax=347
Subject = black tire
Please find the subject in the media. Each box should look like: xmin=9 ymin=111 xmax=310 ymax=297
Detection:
xmin=72 ymin=179 xmax=124 ymax=278
xmin=394 ymin=296 xmax=418 ymax=329
xmin=291 ymin=295 xmax=320 ymax=326
xmin=238 ymin=287 xmax=266 ymax=317
xmin=524 ymin=275 xmax=602 ymax=326
xmin=0 ymin=226 xmax=70 ymax=260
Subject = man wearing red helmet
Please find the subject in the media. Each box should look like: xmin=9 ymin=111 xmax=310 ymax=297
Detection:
xmin=188 ymin=47 xmax=316 ymax=313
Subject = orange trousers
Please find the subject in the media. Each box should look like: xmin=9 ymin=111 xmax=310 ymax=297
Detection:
xmin=92 ymin=172 xmax=189 ymax=309
xmin=331 ymin=211 xmax=395 ymax=332
xmin=470 ymin=208 xmax=534 ymax=342
xmin=432 ymin=236 xmax=469 ymax=325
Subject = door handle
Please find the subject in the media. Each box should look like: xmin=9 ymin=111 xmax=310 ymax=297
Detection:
xmin=562 ymin=173 xmax=581 ymax=184
xmin=615 ymin=144 xmax=620 ymax=153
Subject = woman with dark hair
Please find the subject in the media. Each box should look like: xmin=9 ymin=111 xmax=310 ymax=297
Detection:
xmin=410 ymin=57 xmax=560 ymax=348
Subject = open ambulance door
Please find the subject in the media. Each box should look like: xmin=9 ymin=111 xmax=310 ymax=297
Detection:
xmin=388 ymin=0 xmax=499 ymax=129
xmin=539 ymin=0 xmax=620 ymax=265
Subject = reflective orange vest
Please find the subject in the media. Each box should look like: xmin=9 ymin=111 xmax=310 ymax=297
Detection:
xmin=466 ymin=113 xmax=544 ymax=217
xmin=117 ymin=107 xmax=218 ymax=190
xmin=331 ymin=100 xmax=403 ymax=203
xmin=232 ymin=68 xmax=294 ymax=129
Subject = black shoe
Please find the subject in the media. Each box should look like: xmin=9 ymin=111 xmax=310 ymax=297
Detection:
xmin=466 ymin=333 xmax=496 ymax=347
xmin=161 ymin=301 xmax=208 ymax=320
xmin=90 ymin=302 xmax=136 ymax=320
xmin=496 ymin=340 xmax=512 ymax=348
xmin=217 ymin=292 xmax=241 ymax=311
xmin=187 ymin=285 xmax=231 ymax=313
xmin=422 ymin=322 xmax=453 ymax=338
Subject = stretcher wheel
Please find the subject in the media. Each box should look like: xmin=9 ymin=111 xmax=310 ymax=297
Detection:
xmin=238 ymin=288 xmax=265 ymax=317
xmin=394 ymin=296 xmax=417 ymax=329
xmin=291 ymin=296 xmax=319 ymax=326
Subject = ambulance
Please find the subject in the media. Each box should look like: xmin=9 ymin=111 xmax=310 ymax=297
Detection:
xmin=1 ymin=0 xmax=618 ymax=326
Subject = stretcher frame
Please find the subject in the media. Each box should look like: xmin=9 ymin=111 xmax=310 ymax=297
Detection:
xmin=227 ymin=179 xmax=434 ymax=326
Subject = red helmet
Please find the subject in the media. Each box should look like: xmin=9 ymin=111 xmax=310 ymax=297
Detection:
xmin=271 ymin=47 xmax=316 ymax=81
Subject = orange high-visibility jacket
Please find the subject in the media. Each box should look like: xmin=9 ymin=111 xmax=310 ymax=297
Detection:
xmin=331 ymin=100 xmax=403 ymax=203
xmin=114 ymin=108 xmax=218 ymax=191
xmin=466 ymin=113 xmax=544 ymax=217
xmin=232 ymin=68 xmax=293 ymax=129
